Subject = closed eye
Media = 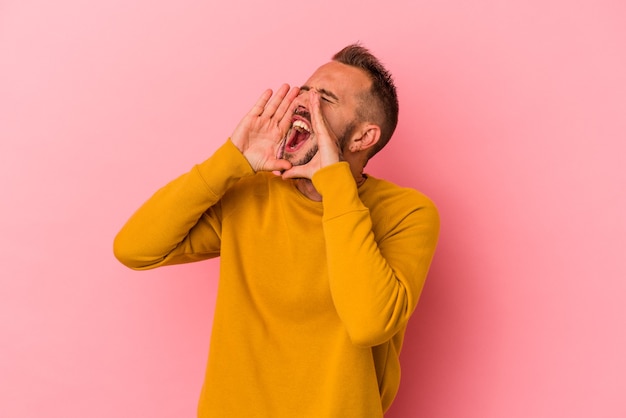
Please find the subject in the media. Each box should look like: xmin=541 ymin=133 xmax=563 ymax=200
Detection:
xmin=299 ymin=85 xmax=338 ymax=104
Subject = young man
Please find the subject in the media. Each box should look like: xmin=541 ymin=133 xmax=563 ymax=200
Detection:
xmin=114 ymin=44 xmax=439 ymax=417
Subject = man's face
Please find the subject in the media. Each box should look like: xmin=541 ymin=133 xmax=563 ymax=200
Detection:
xmin=280 ymin=61 xmax=372 ymax=166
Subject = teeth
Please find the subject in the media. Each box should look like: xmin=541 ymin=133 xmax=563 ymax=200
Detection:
xmin=292 ymin=120 xmax=310 ymax=132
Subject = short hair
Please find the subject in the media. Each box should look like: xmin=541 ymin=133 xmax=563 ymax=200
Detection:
xmin=332 ymin=44 xmax=399 ymax=159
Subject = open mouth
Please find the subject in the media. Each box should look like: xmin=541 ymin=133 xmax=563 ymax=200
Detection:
xmin=284 ymin=118 xmax=312 ymax=154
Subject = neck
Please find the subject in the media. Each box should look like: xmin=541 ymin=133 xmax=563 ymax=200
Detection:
xmin=295 ymin=179 xmax=322 ymax=202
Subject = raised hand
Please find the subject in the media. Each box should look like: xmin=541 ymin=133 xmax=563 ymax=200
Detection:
xmin=281 ymin=90 xmax=341 ymax=180
xmin=231 ymin=84 xmax=300 ymax=172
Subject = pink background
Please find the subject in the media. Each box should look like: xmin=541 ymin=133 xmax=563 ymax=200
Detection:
xmin=1 ymin=0 xmax=625 ymax=417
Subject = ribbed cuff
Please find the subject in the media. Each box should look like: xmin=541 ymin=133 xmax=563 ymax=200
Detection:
xmin=312 ymin=162 xmax=366 ymax=220
xmin=194 ymin=139 xmax=255 ymax=197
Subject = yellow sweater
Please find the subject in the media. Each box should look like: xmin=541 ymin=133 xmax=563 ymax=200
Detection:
xmin=114 ymin=140 xmax=439 ymax=417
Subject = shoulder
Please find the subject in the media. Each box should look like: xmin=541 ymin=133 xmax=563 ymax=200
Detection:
xmin=361 ymin=176 xmax=437 ymax=212
xmin=360 ymin=176 xmax=439 ymax=235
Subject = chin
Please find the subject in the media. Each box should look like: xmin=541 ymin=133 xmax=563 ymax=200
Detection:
xmin=285 ymin=144 xmax=318 ymax=167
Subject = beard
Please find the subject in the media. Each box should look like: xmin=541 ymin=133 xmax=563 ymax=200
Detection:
xmin=283 ymin=121 xmax=356 ymax=167
xmin=288 ymin=143 xmax=318 ymax=166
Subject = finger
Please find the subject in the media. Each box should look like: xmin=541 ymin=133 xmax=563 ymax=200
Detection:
xmin=277 ymin=87 xmax=301 ymax=133
xmin=309 ymin=91 xmax=329 ymax=138
xmin=281 ymin=151 xmax=319 ymax=180
xmin=281 ymin=165 xmax=309 ymax=180
xmin=274 ymin=85 xmax=300 ymax=124
xmin=261 ymin=84 xmax=290 ymax=118
xmin=310 ymin=92 xmax=340 ymax=147
xmin=248 ymin=89 xmax=273 ymax=118
xmin=309 ymin=91 xmax=341 ymax=166
xmin=266 ymin=159 xmax=292 ymax=173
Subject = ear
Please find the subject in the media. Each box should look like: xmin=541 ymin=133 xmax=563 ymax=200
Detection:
xmin=348 ymin=124 xmax=381 ymax=153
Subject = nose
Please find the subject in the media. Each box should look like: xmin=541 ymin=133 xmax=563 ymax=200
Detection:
xmin=293 ymin=90 xmax=309 ymax=109
xmin=293 ymin=104 xmax=311 ymax=122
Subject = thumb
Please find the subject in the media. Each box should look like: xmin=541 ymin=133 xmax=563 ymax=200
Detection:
xmin=281 ymin=164 xmax=310 ymax=180
xmin=266 ymin=159 xmax=292 ymax=173
xmin=263 ymin=160 xmax=291 ymax=173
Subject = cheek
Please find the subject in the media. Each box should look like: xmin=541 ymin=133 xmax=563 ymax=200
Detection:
xmin=318 ymin=104 xmax=339 ymax=127
xmin=322 ymin=111 xmax=350 ymax=139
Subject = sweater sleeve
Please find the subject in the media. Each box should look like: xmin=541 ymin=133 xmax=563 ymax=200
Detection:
xmin=312 ymin=162 xmax=440 ymax=347
xmin=113 ymin=139 xmax=255 ymax=270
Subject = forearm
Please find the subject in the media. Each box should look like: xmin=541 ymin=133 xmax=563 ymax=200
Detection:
xmin=313 ymin=163 xmax=440 ymax=346
xmin=113 ymin=139 xmax=254 ymax=269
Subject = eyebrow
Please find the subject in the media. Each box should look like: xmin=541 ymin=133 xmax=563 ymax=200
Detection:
xmin=300 ymin=85 xmax=339 ymax=102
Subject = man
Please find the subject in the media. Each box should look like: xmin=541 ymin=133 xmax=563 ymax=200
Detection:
xmin=114 ymin=44 xmax=439 ymax=417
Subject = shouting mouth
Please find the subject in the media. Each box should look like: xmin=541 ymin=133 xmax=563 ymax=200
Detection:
xmin=278 ymin=116 xmax=312 ymax=159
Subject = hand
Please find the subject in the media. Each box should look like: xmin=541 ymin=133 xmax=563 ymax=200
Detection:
xmin=281 ymin=90 xmax=341 ymax=180
xmin=231 ymin=84 xmax=300 ymax=172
